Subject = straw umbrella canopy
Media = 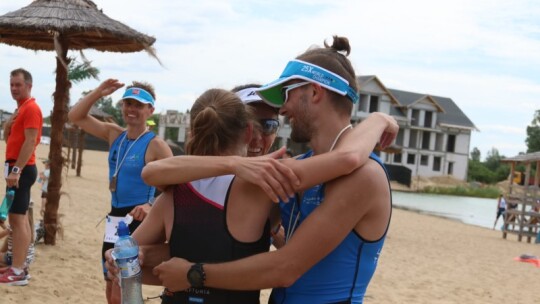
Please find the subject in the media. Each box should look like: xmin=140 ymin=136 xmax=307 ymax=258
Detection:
xmin=0 ymin=0 xmax=159 ymax=245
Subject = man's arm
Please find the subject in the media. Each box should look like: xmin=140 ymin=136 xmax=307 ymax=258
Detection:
xmin=6 ymin=128 xmax=38 ymax=188
xmin=68 ymin=79 xmax=124 ymax=144
xmin=153 ymin=161 xmax=391 ymax=291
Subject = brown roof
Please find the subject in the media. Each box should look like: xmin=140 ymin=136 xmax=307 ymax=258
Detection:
xmin=0 ymin=0 xmax=157 ymax=54
xmin=501 ymin=151 xmax=540 ymax=163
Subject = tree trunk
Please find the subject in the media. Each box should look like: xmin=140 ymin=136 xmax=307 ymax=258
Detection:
xmin=44 ymin=36 xmax=71 ymax=245
xmin=76 ymin=129 xmax=85 ymax=177
xmin=71 ymin=127 xmax=77 ymax=169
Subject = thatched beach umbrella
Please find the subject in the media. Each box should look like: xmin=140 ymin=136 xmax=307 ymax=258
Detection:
xmin=0 ymin=0 xmax=159 ymax=245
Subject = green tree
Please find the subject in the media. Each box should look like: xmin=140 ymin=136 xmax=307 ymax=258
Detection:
xmin=526 ymin=109 xmax=540 ymax=153
xmin=68 ymin=57 xmax=99 ymax=84
xmin=470 ymin=147 xmax=481 ymax=162
xmin=96 ymin=94 xmax=124 ymax=126
xmin=467 ymin=147 xmax=510 ymax=184
xmin=484 ymin=148 xmax=502 ymax=171
xmin=468 ymin=160 xmax=496 ymax=183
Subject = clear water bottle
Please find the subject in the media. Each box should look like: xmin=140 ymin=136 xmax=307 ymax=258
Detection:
xmin=113 ymin=221 xmax=143 ymax=304
xmin=0 ymin=189 xmax=15 ymax=221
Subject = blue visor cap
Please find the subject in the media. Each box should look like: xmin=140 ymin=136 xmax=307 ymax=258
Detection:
xmin=256 ymin=59 xmax=359 ymax=107
xmin=121 ymin=87 xmax=155 ymax=106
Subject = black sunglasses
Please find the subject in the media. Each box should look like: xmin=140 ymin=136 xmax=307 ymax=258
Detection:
xmin=258 ymin=119 xmax=280 ymax=135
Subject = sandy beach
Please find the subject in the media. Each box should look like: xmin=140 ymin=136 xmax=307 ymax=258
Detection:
xmin=0 ymin=141 xmax=538 ymax=303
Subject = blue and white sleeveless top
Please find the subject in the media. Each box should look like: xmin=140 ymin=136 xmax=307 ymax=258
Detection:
xmin=108 ymin=131 xmax=156 ymax=208
xmin=271 ymin=151 xmax=391 ymax=304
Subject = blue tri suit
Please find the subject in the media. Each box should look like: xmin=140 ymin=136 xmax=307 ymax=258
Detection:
xmin=270 ymin=151 xmax=392 ymax=304
xmin=108 ymin=131 xmax=156 ymax=208
xmin=101 ymin=131 xmax=156 ymax=278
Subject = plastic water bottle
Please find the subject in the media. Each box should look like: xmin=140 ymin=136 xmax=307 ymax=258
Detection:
xmin=113 ymin=221 xmax=143 ymax=304
xmin=0 ymin=189 xmax=15 ymax=221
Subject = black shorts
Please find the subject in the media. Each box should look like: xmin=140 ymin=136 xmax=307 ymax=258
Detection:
xmin=7 ymin=164 xmax=37 ymax=215
xmin=101 ymin=205 xmax=142 ymax=280
xmin=496 ymin=207 xmax=506 ymax=219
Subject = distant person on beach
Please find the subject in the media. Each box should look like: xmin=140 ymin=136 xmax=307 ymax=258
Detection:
xmin=68 ymin=79 xmax=172 ymax=304
xmin=130 ymin=36 xmax=395 ymax=304
xmin=493 ymin=194 xmax=507 ymax=230
xmin=146 ymin=119 xmax=156 ymax=132
xmin=38 ymin=159 xmax=50 ymax=217
xmin=0 ymin=68 xmax=42 ymax=286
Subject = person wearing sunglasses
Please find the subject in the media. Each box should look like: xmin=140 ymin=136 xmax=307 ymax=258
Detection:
xmin=233 ymin=84 xmax=286 ymax=247
xmin=137 ymin=36 xmax=394 ymax=304
xmin=232 ymin=84 xmax=280 ymax=158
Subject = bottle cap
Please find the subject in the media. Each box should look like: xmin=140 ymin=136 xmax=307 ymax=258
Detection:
xmin=124 ymin=214 xmax=133 ymax=225
xmin=117 ymin=221 xmax=130 ymax=237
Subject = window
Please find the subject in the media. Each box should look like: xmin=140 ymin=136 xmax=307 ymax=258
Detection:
xmin=435 ymin=133 xmax=444 ymax=151
xmin=407 ymin=153 xmax=416 ymax=165
xmin=447 ymin=135 xmax=456 ymax=152
xmin=421 ymin=131 xmax=431 ymax=150
xmin=447 ymin=162 xmax=454 ymax=175
xmin=424 ymin=111 xmax=433 ymax=128
xmin=395 ymin=129 xmax=404 ymax=146
xmin=420 ymin=155 xmax=428 ymax=166
xmin=358 ymin=94 xmax=371 ymax=113
xmin=369 ymin=96 xmax=379 ymax=113
xmin=411 ymin=109 xmax=420 ymax=126
xmin=433 ymin=156 xmax=441 ymax=171
xmin=394 ymin=153 xmax=402 ymax=163
xmin=408 ymin=130 xmax=418 ymax=148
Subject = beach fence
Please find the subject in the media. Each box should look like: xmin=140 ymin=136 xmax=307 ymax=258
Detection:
xmin=501 ymin=152 xmax=540 ymax=243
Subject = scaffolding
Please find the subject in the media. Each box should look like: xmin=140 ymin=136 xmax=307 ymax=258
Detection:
xmin=500 ymin=152 xmax=540 ymax=243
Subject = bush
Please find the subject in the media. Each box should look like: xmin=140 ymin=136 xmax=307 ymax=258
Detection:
xmin=421 ymin=185 xmax=500 ymax=198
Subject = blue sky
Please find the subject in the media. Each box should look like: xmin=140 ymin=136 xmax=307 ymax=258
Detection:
xmin=0 ymin=0 xmax=538 ymax=160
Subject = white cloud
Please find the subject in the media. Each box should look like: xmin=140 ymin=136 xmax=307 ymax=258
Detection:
xmin=0 ymin=0 xmax=538 ymax=159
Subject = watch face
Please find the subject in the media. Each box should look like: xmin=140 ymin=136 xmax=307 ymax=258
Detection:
xmin=12 ymin=167 xmax=20 ymax=174
xmin=188 ymin=264 xmax=205 ymax=288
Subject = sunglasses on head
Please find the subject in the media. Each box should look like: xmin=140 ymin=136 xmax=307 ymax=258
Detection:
xmin=258 ymin=118 xmax=280 ymax=135
xmin=280 ymin=81 xmax=311 ymax=104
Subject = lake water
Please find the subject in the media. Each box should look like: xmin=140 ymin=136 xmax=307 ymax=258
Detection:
xmin=391 ymin=191 xmax=496 ymax=229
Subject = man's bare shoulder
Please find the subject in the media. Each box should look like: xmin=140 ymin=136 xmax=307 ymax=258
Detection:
xmin=148 ymin=136 xmax=173 ymax=160
xmin=328 ymin=158 xmax=389 ymax=195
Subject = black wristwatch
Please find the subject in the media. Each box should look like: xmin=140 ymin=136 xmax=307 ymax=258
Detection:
xmin=187 ymin=263 xmax=206 ymax=288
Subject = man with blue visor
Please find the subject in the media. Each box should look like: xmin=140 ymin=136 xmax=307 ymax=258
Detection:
xmin=251 ymin=39 xmax=391 ymax=303
xmin=153 ymin=36 xmax=394 ymax=304
xmin=68 ymin=79 xmax=172 ymax=304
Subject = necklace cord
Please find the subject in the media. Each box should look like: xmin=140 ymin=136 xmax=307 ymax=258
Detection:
xmin=329 ymin=124 xmax=352 ymax=152
xmin=285 ymin=125 xmax=352 ymax=243
xmin=113 ymin=130 xmax=148 ymax=177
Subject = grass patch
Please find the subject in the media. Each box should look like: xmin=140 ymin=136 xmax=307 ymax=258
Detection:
xmin=420 ymin=185 xmax=500 ymax=198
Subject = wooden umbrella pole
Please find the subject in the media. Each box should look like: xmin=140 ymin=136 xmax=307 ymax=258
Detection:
xmin=44 ymin=34 xmax=71 ymax=245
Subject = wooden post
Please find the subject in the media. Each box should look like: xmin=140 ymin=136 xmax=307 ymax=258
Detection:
xmin=71 ymin=127 xmax=77 ymax=169
xmin=76 ymin=129 xmax=85 ymax=177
